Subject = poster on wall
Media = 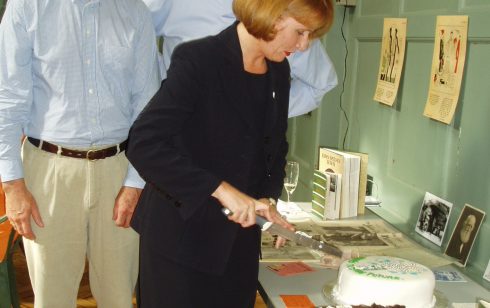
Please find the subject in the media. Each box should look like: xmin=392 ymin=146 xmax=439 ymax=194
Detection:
xmin=423 ymin=15 xmax=468 ymax=124
xmin=445 ymin=204 xmax=485 ymax=267
xmin=373 ymin=18 xmax=407 ymax=106
xmin=415 ymin=192 xmax=453 ymax=246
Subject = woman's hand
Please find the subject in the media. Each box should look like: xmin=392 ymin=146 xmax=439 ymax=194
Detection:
xmin=256 ymin=198 xmax=295 ymax=248
xmin=211 ymin=181 xmax=266 ymax=228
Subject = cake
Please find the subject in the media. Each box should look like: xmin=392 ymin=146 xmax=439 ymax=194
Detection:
xmin=332 ymin=256 xmax=436 ymax=308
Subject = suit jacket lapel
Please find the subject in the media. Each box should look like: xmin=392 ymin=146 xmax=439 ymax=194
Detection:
xmin=217 ymin=22 xmax=254 ymax=129
xmin=263 ymin=60 xmax=278 ymax=138
xmin=216 ymin=22 xmax=283 ymax=133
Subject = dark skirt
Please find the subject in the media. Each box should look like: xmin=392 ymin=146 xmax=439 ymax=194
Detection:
xmin=138 ymin=226 xmax=261 ymax=308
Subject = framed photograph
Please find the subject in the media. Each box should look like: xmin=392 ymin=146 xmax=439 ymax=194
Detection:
xmin=415 ymin=192 xmax=453 ymax=246
xmin=484 ymin=259 xmax=490 ymax=283
xmin=445 ymin=204 xmax=486 ymax=266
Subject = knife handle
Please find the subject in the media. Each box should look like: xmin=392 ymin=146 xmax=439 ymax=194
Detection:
xmin=221 ymin=208 xmax=272 ymax=230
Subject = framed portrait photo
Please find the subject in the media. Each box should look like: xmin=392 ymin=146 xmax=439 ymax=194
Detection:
xmin=444 ymin=204 xmax=486 ymax=266
xmin=415 ymin=192 xmax=453 ymax=246
xmin=484 ymin=259 xmax=490 ymax=283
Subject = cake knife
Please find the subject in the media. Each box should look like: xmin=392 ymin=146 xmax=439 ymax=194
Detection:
xmin=222 ymin=208 xmax=343 ymax=257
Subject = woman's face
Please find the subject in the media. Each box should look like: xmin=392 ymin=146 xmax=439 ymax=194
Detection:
xmin=262 ymin=16 xmax=312 ymax=62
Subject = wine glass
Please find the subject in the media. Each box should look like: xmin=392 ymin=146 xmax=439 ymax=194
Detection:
xmin=284 ymin=161 xmax=299 ymax=205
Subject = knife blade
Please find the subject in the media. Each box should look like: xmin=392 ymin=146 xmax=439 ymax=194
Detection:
xmin=222 ymin=208 xmax=343 ymax=257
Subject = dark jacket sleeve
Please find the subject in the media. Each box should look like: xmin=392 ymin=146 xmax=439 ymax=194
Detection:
xmin=126 ymin=46 xmax=221 ymax=221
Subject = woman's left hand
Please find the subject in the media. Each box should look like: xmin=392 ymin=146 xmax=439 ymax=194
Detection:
xmin=256 ymin=198 xmax=295 ymax=249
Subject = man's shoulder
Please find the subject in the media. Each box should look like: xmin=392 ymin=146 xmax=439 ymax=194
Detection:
xmin=107 ymin=0 xmax=153 ymax=18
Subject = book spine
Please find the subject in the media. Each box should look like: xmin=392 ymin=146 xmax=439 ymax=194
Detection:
xmin=312 ymin=171 xmax=328 ymax=220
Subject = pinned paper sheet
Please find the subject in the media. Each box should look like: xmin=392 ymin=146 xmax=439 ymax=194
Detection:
xmin=423 ymin=15 xmax=468 ymax=124
xmin=280 ymin=295 xmax=315 ymax=308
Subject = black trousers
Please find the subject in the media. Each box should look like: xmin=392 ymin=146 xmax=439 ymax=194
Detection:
xmin=138 ymin=227 xmax=260 ymax=308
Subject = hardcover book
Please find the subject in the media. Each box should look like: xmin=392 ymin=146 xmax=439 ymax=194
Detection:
xmin=347 ymin=151 xmax=369 ymax=215
xmin=318 ymin=148 xmax=361 ymax=218
xmin=312 ymin=170 xmax=342 ymax=220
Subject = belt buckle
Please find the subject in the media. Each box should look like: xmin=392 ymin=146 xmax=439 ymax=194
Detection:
xmin=86 ymin=149 xmax=98 ymax=161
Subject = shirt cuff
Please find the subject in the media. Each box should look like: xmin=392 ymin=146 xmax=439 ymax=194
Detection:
xmin=123 ymin=163 xmax=145 ymax=189
xmin=0 ymin=159 xmax=24 ymax=182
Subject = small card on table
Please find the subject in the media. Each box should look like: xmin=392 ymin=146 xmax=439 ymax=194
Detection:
xmin=267 ymin=261 xmax=315 ymax=277
xmin=280 ymin=295 xmax=315 ymax=308
xmin=433 ymin=270 xmax=466 ymax=282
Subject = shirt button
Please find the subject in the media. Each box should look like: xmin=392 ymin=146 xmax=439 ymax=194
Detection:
xmin=86 ymin=59 xmax=91 ymax=65
xmin=86 ymin=30 xmax=91 ymax=35
xmin=88 ymin=89 xmax=94 ymax=94
xmin=91 ymin=119 xmax=96 ymax=124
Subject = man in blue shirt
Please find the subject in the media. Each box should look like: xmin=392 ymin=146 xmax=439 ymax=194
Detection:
xmin=142 ymin=0 xmax=338 ymax=117
xmin=0 ymin=0 xmax=160 ymax=307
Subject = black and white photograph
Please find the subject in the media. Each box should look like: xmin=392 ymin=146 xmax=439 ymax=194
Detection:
xmin=483 ymin=259 xmax=490 ymax=283
xmin=261 ymin=221 xmax=321 ymax=261
xmin=415 ymin=192 xmax=453 ymax=246
xmin=445 ymin=204 xmax=486 ymax=266
xmin=316 ymin=225 xmax=389 ymax=247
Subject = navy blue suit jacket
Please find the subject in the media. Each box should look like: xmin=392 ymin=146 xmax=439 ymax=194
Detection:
xmin=126 ymin=23 xmax=290 ymax=274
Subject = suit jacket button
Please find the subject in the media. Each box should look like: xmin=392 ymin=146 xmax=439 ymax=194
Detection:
xmin=174 ymin=201 xmax=182 ymax=208
xmin=267 ymin=172 xmax=272 ymax=178
xmin=165 ymin=193 xmax=173 ymax=200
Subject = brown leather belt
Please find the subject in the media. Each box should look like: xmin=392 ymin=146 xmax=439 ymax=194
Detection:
xmin=27 ymin=137 xmax=127 ymax=160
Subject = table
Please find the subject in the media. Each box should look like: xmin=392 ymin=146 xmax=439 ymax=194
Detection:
xmin=258 ymin=202 xmax=490 ymax=307
xmin=258 ymin=262 xmax=490 ymax=307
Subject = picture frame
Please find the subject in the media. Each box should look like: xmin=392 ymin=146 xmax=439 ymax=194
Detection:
xmin=484 ymin=259 xmax=490 ymax=283
xmin=415 ymin=192 xmax=453 ymax=246
xmin=444 ymin=204 xmax=486 ymax=266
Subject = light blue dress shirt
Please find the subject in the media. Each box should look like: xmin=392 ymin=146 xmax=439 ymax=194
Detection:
xmin=142 ymin=0 xmax=338 ymax=118
xmin=0 ymin=0 xmax=161 ymax=187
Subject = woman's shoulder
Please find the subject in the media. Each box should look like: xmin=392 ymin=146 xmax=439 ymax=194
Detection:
xmin=172 ymin=35 xmax=222 ymax=62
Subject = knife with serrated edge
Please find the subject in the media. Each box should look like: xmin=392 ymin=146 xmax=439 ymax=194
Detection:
xmin=222 ymin=208 xmax=343 ymax=257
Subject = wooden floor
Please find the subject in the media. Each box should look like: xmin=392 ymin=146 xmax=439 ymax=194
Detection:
xmin=12 ymin=245 xmax=267 ymax=308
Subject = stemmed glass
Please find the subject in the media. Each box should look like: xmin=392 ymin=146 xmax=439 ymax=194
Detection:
xmin=284 ymin=161 xmax=299 ymax=205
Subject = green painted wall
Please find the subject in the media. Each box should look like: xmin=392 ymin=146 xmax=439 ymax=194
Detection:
xmin=290 ymin=0 xmax=490 ymax=285
xmin=0 ymin=0 xmax=5 ymax=22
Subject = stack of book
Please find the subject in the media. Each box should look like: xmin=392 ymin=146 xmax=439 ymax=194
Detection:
xmin=312 ymin=148 xmax=368 ymax=219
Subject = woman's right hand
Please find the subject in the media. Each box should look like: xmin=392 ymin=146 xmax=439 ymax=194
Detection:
xmin=211 ymin=181 xmax=267 ymax=228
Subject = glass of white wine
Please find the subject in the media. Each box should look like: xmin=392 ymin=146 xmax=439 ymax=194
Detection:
xmin=284 ymin=161 xmax=299 ymax=205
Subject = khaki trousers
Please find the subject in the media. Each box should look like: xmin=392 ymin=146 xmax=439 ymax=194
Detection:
xmin=22 ymin=140 xmax=139 ymax=308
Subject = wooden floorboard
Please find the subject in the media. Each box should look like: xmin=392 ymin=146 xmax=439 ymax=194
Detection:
xmin=12 ymin=244 xmax=267 ymax=308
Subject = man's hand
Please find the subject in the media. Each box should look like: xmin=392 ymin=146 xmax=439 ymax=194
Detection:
xmin=3 ymin=179 xmax=44 ymax=240
xmin=113 ymin=186 xmax=142 ymax=228
xmin=256 ymin=198 xmax=295 ymax=248
xmin=211 ymin=181 xmax=267 ymax=228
